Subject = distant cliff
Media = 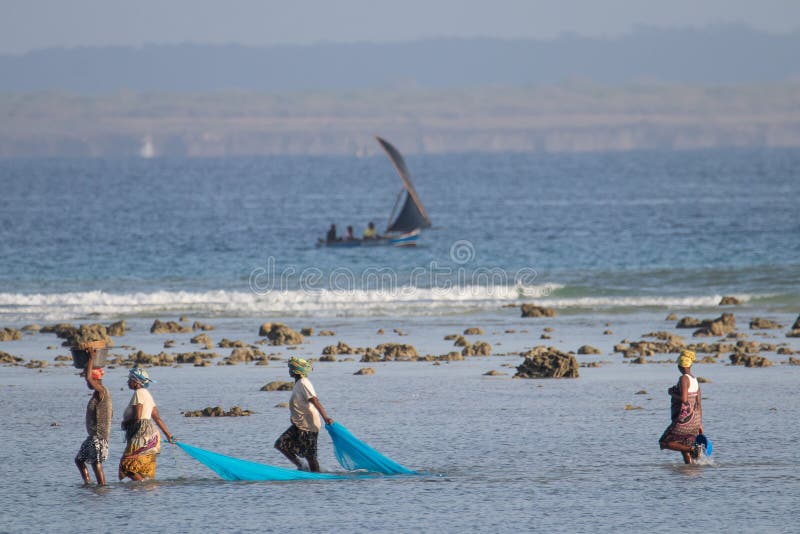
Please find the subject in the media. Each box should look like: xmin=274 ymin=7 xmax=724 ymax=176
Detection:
xmin=1 ymin=84 xmax=799 ymax=157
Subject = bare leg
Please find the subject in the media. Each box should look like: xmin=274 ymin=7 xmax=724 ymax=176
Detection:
xmin=275 ymin=442 xmax=304 ymax=469
xmin=75 ymin=458 xmax=91 ymax=484
xmin=91 ymin=463 xmax=106 ymax=485
xmin=662 ymin=441 xmax=695 ymax=464
xmin=306 ymin=455 xmax=320 ymax=473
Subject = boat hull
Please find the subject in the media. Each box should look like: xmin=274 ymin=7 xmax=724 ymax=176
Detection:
xmin=317 ymin=229 xmax=420 ymax=248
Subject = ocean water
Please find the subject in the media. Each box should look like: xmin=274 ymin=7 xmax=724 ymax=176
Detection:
xmin=1 ymin=148 xmax=800 ymax=533
xmin=0 ymin=148 xmax=798 ymax=320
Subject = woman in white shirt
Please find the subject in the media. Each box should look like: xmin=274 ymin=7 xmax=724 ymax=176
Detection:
xmin=659 ymin=350 xmax=705 ymax=464
xmin=118 ymin=367 xmax=175 ymax=481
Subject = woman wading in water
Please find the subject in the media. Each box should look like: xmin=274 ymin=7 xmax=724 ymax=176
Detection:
xmin=659 ymin=350 xmax=704 ymax=464
xmin=119 ymin=367 xmax=175 ymax=480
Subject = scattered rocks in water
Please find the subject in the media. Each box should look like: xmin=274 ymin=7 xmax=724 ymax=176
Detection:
xmin=540 ymin=334 xmax=551 ymax=340
xmin=665 ymin=313 xmax=678 ymax=321
xmin=319 ymin=355 xmax=336 ymax=362
xmin=472 ymin=341 xmax=492 ymax=356
xmin=192 ymin=321 xmax=215 ymax=331
xmin=750 ymin=317 xmax=782 ymax=329
xmin=520 ymin=304 xmax=557 ymax=318
xmin=218 ymin=338 xmax=247 ymax=348
xmin=505 ymin=329 xmax=516 ymax=334
xmin=577 ymin=345 xmax=601 ymax=355
xmin=697 ymin=355 xmax=718 ymax=363
xmin=223 ymin=347 xmax=266 ymax=365
xmin=643 ymin=331 xmax=685 ymax=344
xmin=175 ymin=352 xmax=218 ymax=365
xmin=777 ymin=347 xmax=795 ymax=355
xmin=261 ymin=381 xmax=293 ymax=391
xmin=183 ymin=405 xmax=253 ymax=417
xmin=21 ymin=324 xmax=41 ymax=332
xmin=163 ymin=340 xmax=176 ymax=348
xmin=259 ymin=323 xmax=304 ymax=345
xmin=322 ymin=341 xmax=356 ymax=355
xmin=729 ymin=353 xmax=772 ymax=367
xmin=107 ymin=320 xmax=126 ymax=337
xmin=483 ymin=370 xmax=506 ymax=376
xmin=300 ymin=327 xmax=314 ymax=336
xmin=54 ymin=355 xmax=71 ymax=362
xmin=515 ymin=346 xmax=579 ymax=378
xmin=691 ymin=313 xmax=737 ymax=337
xmin=179 ymin=316 xmax=189 ymax=323
xmin=275 ymin=402 xmax=289 ymax=408
xmin=452 ymin=335 xmax=469 ymax=347
xmin=787 ymin=330 xmax=800 ymax=338
xmin=444 ymin=334 xmax=459 ymax=340
xmin=624 ymin=405 xmax=644 ymax=410
xmin=676 ymin=316 xmax=703 ymax=328
xmin=127 ymin=350 xmax=175 ymax=366
xmin=603 ymin=330 xmax=613 ymax=335
xmin=354 ymin=367 xmax=375 ymax=375
xmin=24 ymin=359 xmax=48 ymax=369
xmin=47 ymin=346 xmax=57 ymax=350
xmin=437 ymin=351 xmax=464 ymax=361
xmin=719 ymin=296 xmax=742 ymax=306
xmin=0 ymin=351 xmax=24 ymax=365
xmin=191 ymin=333 xmax=214 ymax=349
xmin=376 ymin=329 xmax=384 ymax=335
xmin=318 ymin=330 xmax=335 ymax=336
xmin=0 ymin=328 xmax=22 ymax=341
xmin=463 ymin=327 xmax=484 ymax=335
xmin=371 ymin=343 xmax=418 ymax=361
xmin=635 ymin=390 xmax=648 ymax=395
xmin=543 ymin=327 xmax=553 ymax=332
xmin=151 ymin=320 xmax=191 ymax=334
xmin=697 ymin=377 xmax=711 ymax=383
xmin=788 ymin=357 xmax=800 ymax=366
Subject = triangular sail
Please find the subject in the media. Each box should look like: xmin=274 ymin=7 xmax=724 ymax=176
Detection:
xmin=386 ymin=192 xmax=428 ymax=233
xmin=376 ymin=136 xmax=431 ymax=232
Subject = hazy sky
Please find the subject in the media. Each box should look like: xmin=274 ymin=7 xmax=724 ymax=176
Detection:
xmin=2 ymin=0 xmax=799 ymax=55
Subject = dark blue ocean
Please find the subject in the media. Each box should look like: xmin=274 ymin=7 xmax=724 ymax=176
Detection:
xmin=0 ymin=147 xmax=798 ymax=321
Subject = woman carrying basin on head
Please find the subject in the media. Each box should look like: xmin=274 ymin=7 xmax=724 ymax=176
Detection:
xmin=659 ymin=349 xmax=704 ymax=464
xmin=119 ymin=367 xmax=176 ymax=481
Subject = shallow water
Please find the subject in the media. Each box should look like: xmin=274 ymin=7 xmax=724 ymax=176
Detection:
xmin=2 ymin=315 xmax=799 ymax=533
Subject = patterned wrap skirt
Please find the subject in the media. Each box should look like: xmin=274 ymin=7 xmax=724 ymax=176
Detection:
xmin=119 ymin=419 xmax=161 ymax=480
xmin=275 ymin=424 xmax=319 ymax=458
xmin=659 ymin=389 xmax=702 ymax=448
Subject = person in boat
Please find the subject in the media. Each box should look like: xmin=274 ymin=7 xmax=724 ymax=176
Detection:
xmin=326 ymin=223 xmax=338 ymax=243
xmin=363 ymin=221 xmax=379 ymax=240
xmin=119 ymin=367 xmax=176 ymax=481
xmin=344 ymin=225 xmax=355 ymax=241
xmin=659 ymin=350 xmax=704 ymax=464
xmin=74 ymin=345 xmax=112 ymax=485
xmin=274 ymin=357 xmax=334 ymax=472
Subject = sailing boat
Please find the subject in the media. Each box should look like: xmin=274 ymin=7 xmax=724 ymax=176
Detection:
xmin=318 ymin=136 xmax=431 ymax=248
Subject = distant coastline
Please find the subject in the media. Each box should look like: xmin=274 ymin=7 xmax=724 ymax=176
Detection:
xmin=1 ymin=83 xmax=799 ymax=157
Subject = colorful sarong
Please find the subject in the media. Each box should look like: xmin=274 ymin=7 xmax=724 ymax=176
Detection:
xmin=659 ymin=382 xmax=702 ymax=448
xmin=119 ymin=419 xmax=160 ymax=479
xmin=76 ymin=436 xmax=109 ymax=464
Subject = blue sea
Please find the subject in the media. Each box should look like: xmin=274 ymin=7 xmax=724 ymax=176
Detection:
xmin=1 ymin=148 xmax=800 ymax=533
xmin=1 ymin=147 xmax=798 ymax=320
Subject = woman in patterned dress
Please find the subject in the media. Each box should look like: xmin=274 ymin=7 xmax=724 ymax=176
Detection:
xmin=118 ymin=367 xmax=175 ymax=480
xmin=659 ymin=350 xmax=704 ymax=464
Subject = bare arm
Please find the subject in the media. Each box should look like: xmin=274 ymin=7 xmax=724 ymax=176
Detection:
xmin=84 ymin=353 xmax=105 ymax=399
xmin=309 ymin=397 xmax=334 ymax=425
xmin=151 ymin=405 xmax=175 ymax=443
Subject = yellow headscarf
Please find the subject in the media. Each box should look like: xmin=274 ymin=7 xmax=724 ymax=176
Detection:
xmin=677 ymin=349 xmax=696 ymax=368
xmin=288 ymin=356 xmax=313 ymax=377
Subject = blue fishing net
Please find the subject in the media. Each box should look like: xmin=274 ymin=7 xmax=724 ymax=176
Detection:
xmin=325 ymin=422 xmax=417 ymax=475
xmin=177 ymin=442 xmax=344 ymax=481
